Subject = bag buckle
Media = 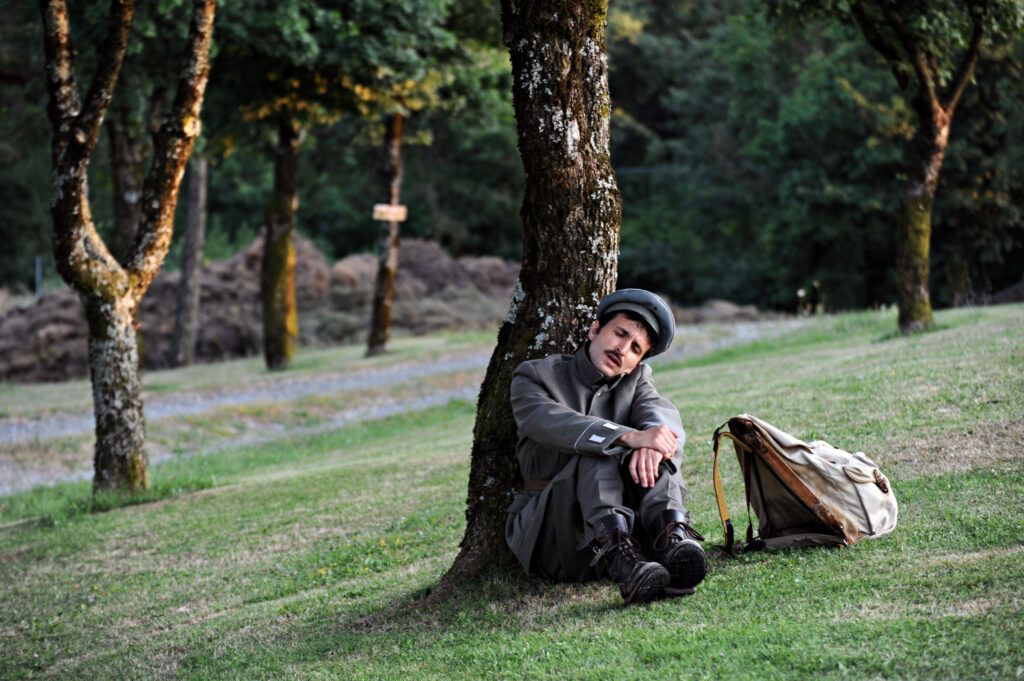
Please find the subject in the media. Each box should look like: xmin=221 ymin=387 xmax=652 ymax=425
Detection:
xmin=873 ymin=469 xmax=889 ymax=493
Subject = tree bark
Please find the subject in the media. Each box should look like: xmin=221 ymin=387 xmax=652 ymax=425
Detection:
xmin=439 ymin=0 xmax=622 ymax=589
xmin=171 ymin=153 xmax=208 ymax=366
xmin=40 ymin=0 xmax=217 ymax=492
xmin=366 ymin=112 xmax=404 ymax=357
xmin=896 ymin=108 xmax=949 ymax=333
xmin=85 ymin=294 xmax=147 ymax=489
xmin=260 ymin=119 xmax=302 ymax=370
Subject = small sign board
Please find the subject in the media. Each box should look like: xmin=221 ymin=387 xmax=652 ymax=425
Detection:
xmin=372 ymin=203 xmax=408 ymax=222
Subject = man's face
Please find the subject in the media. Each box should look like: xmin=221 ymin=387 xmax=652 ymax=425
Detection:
xmin=587 ymin=313 xmax=653 ymax=378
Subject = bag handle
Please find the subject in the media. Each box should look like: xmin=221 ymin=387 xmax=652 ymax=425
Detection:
xmin=712 ymin=422 xmax=753 ymax=556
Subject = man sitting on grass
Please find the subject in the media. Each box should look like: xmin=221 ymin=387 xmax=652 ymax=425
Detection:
xmin=506 ymin=289 xmax=707 ymax=604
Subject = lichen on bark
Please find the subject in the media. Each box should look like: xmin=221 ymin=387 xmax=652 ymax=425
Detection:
xmin=40 ymin=0 xmax=218 ymax=492
xmin=261 ymin=228 xmax=298 ymax=369
xmin=438 ymin=0 xmax=621 ymax=590
xmin=259 ymin=119 xmax=302 ymax=370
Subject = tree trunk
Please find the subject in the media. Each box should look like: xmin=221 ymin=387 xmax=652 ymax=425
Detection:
xmin=171 ymin=153 xmax=208 ymax=366
xmin=261 ymin=119 xmax=302 ymax=370
xmin=897 ymin=109 xmax=949 ymax=333
xmin=85 ymin=294 xmax=147 ymax=489
xmin=849 ymin=3 xmax=983 ymax=333
xmin=366 ymin=112 xmax=404 ymax=357
xmin=41 ymin=0 xmax=216 ymax=492
xmin=438 ymin=0 xmax=622 ymax=589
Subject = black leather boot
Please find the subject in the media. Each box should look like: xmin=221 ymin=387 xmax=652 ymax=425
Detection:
xmin=590 ymin=514 xmax=669 ymax=605
xmin=652 ymin=510 xmax=708 ymax=595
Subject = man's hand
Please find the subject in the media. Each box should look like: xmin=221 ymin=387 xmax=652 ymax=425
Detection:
xmin=629 ymin=448 xmax=665 ymax=488
xmin=617 ymin=425 xmax=678 ymax=458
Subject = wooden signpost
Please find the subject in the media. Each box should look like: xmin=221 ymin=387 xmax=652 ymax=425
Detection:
xmin=372 ymin=203 xmax=408 ymax=223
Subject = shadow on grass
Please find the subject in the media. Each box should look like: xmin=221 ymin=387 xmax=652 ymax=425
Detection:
xmin=338 ymin=566 xmax=624 ymax=636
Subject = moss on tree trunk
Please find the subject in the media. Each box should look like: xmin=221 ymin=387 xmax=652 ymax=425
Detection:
xmin=896 ymin=113 xmax=949 ymax=334
xmin=896 ymin=189 xmax=935 ymax=333
xmin=260 ymin=120 xmax=302 ymax=370
xmin=261 ymin=229 xmax=298 ymax=369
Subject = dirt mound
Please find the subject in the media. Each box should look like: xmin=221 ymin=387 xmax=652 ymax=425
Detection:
xmin=0 ymin=289 xmax=89 ymax=382
xmin=0 ymin=234 xmax=330 ymax=383
xmin=309 ymin=239 xmax=519 ymax=344
xmin=0 ymin=236 xmax=518 ymax=383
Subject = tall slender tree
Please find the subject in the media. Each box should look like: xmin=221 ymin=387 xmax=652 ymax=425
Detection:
xmin=440 ymin=0 xmax=623 ymax=585
xmin=260 ymin=118 xmax=303 ymax=369
xmin=774 ymin=0 xmax=1024 ymax=332
xmin=366 ymin=111 xmax=405 ymax=357
xmin=41 ymin=0 xmax=216 ymax=491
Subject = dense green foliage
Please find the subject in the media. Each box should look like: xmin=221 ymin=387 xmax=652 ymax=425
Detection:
xmin=610 ymin=0 xmax=1024 ymax=309
xmin=1 ymin=306 xmax=1022 ymax=677
xmin=0 ymin=0 xmax=1021 ymax=309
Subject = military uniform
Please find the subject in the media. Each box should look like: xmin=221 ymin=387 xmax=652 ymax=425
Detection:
xmin=505 ymin=344 xmax=692 ymax=580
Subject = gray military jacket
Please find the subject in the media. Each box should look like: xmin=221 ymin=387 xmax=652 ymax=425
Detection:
xmin=506 ymin=344 xmax=685 ymax=580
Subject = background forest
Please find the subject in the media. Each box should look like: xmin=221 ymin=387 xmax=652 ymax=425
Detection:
xmin=1 ymin=0 xmax=1022 ymax=313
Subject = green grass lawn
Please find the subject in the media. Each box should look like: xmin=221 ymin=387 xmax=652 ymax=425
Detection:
xmin=1 ymin=306 xmax=1022 ymax=679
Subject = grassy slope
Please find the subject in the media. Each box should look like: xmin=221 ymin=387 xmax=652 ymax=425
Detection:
xmin=1 ymin=306 xmax=1022 ymax=679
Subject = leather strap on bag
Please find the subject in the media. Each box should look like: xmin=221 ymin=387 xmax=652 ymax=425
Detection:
xmin=712 ymin=422 xmax=752 ymax=556
xmin=742 ymin=427 xmax=851 ymax=544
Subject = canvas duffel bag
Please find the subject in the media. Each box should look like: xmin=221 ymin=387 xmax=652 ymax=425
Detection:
xmin=712 ymin=414 xmax=898 ymax=554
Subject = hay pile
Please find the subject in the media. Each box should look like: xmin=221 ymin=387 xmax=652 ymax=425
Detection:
xmin=0 ymin=237 xmax=518 ymax=383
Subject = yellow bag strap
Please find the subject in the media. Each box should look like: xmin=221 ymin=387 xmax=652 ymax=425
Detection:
xmin=712 ymin=423 xmax=752 ymax=556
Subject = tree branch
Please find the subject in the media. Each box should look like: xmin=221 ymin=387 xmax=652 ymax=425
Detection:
xmin=75 ymin=0 xmax=135 ymax=161
xmin=42 ymin=0 xmax=131 ymax=300
xmin=127 ymin=0 xmax=217 ymax=302
xmin=850 ymin=2 xmax=910 ymax=90
xmin=944 ymin=9 xmax=984 ymax=114
xmin=40 ymin=0 xmax=82 ymax=164
xmin=874 ymin=0 xmax=940 ymax=114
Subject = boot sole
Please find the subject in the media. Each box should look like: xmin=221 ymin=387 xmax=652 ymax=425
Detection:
xmin=664 ymin=539 xmax=708 ymax=590
xmin=621 ymin=562 xmax=670 ymax=605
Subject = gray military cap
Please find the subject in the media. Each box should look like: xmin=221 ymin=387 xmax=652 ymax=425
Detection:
xmin=596 ymin=288 xmax=676 ymax=357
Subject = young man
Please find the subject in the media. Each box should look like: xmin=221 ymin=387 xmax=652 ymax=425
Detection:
xmin=506 ymin=289 xmax=707 ymax=604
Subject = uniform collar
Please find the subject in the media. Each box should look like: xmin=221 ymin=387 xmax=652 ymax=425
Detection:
xmin=573 ymin=343 xmax=628 ymax=390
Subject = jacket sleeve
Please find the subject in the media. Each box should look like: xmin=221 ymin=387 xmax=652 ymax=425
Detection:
xmin=629 ymin=364 xmax=686 ymax=456
xmin=510 ymin=362 xmax=634 ymax=457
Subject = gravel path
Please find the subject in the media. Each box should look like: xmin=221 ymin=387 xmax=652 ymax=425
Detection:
xmin=0 ymin=320 xmax=800 ymax=495
xmin=0 ymin=352 xmax=493 ymax=446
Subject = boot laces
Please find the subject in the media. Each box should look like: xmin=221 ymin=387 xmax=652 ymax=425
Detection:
xmin=654 ymin=521 xmax=705 ymax=551
xmin=590 ymin=529 xmax=643 ymax=568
